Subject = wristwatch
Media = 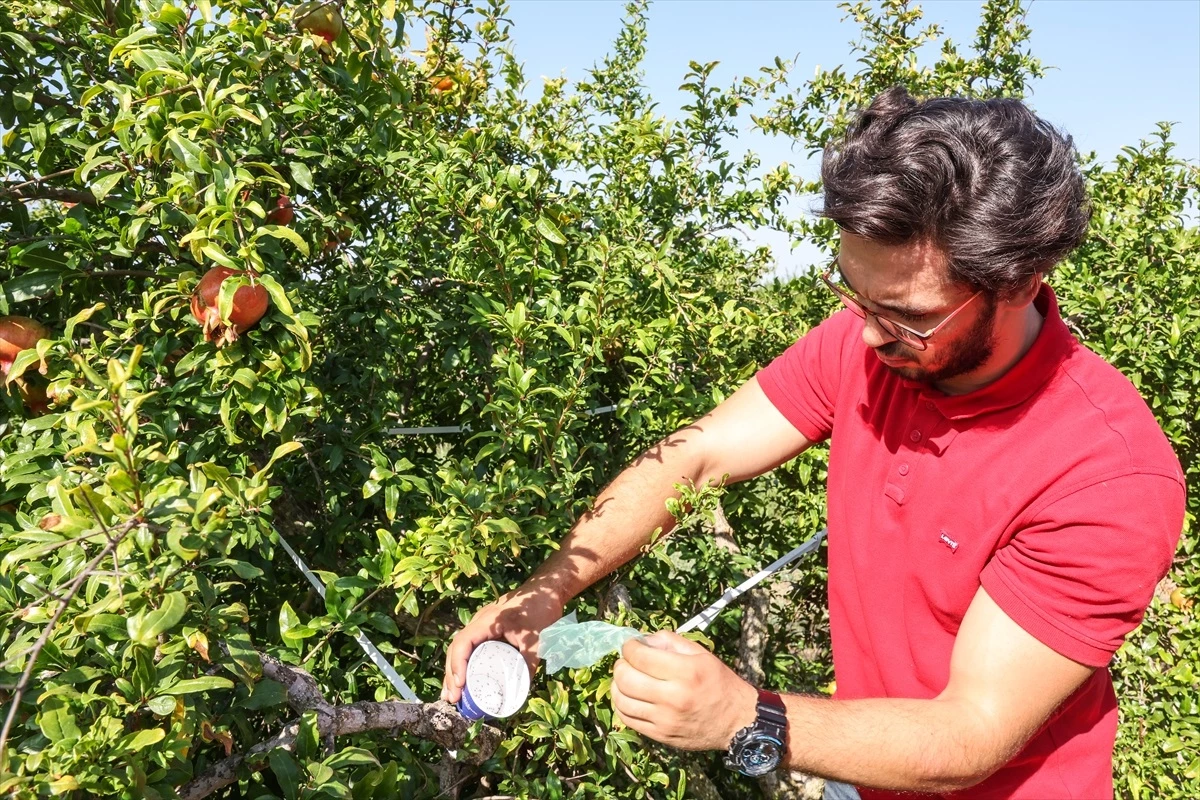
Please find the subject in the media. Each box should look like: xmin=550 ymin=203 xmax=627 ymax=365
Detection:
xmin=724 ymin=689 xmax=788 ymax=777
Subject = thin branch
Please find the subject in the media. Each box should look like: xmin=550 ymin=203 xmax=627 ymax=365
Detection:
xmin=80 ymin=269 xmax=158 ymax=279
xmin=20 ymin=30 xmax=80 ymax=50
xmin=1 ymin=169 xmax=76 ymax=193
xmin=0 ymin=519 xmax=139 ymax=763
xmin=32 ymin=91 xmax=70 ymax=110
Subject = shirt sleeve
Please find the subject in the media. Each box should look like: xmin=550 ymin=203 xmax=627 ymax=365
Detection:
xmin=755 ymin=308 xmax=860 ymax=443
xmin=980 ymin=471 xmax=1186 ymax=667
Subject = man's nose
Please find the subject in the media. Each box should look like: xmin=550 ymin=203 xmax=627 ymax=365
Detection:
xmin=860 ymin=314 xmax=897 ymax=349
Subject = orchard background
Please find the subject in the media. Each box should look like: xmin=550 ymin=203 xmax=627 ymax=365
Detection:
xmin=0 ymin=0 xmax=1196 ymax=798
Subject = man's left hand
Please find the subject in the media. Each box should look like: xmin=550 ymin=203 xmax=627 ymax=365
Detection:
xmin=611 ymin=631 xmax=758 ymax=751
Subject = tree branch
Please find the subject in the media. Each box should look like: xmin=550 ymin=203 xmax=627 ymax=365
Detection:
xmin=0 ymin=184 xmax=99 ymax=207
xmin=710 ymin=503 xmax=768 ymax=686
xmin=179 ymin=652 xmax=502 ymax=800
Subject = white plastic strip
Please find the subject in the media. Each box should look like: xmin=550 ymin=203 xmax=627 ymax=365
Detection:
xmin=387 ymin=425 xmax=469 ymax=435
xmin=583 ymin=404 xmax=618 ymax=416
xmin=275 ymin=532 xmax=421 ymax=703
xmin=677 ymin=527 xmax=828 ymax=634
xmin=386 ymin=402 xmax=622 ymax=435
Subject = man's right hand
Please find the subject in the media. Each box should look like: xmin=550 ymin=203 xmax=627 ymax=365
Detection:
xmin=440 ymin=585 xmax=564 ymax=704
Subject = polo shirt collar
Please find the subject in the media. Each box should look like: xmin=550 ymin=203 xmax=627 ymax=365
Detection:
xmin=914 ymin=284 xmax=1075 ymax=420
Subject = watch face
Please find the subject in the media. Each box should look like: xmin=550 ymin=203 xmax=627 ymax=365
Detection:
xmin=735 ymin=733 xmax=782 ymax=777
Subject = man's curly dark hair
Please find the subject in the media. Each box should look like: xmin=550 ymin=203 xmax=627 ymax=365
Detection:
xmin=820 ymin=85 xmax=1092 ymax=297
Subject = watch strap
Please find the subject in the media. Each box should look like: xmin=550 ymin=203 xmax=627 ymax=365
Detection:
xmin=755 ymin=689 xmax=788 ymax=740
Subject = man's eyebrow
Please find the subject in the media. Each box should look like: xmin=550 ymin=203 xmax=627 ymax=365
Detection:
xmin=836 ymin=268 xmax=932 ymax=318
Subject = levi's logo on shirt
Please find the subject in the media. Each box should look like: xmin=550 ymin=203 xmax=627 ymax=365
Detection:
xmin=938 ymin=530 xmax=959 ymax=553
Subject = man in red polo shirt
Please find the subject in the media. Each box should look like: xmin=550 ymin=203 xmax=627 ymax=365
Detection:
xmin=443 ymin=87 xmax=1185 ymax=798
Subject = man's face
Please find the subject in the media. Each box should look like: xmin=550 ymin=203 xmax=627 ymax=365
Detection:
xmin=836 ymin=233 xmax=997 ymax=386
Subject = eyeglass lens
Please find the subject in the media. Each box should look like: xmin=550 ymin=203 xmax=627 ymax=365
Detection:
xmin=831 ymin=287 xmax=924 ymax=347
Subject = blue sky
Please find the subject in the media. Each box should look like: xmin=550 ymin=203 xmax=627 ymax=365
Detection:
xmin=499 ymin=0 xmax=1200 ymax=275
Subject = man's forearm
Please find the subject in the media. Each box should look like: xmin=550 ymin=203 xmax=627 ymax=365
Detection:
xmin=520 ymin=429 xmax=712 ymax=606
xmin=780 ymin=694 xmax=1007 ymax=793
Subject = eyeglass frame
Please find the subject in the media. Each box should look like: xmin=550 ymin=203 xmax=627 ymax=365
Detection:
xmin=819 ymin=264 xmax=983 ymax=351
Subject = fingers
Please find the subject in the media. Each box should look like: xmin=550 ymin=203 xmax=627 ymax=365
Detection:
xmin=621 ymin=635 xmax=701 ymax=679
xmin=511 ymin=628 xmax=542 ymax=678
xmin=610 ymin=663 xmax=658 ymax=728
xmin=640 ymin=630 xmax=708 ymax=655
xmin=613 ymin=655 xmax=671 ymax=703
xmin=441 ymin=630 xmax=473 ymax=703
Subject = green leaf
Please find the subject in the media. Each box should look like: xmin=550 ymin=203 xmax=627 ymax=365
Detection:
xmin=289 ymin=162 xmax=314 ymax=192
xmin=174 ymin=346 xmax=209 ymax=375
xmin=38 ymin=697 xmax=81 ymax=744
xmin=255 ymin=224 xmax=310 ymax=257
xmin=167 ymin=527 xmax=201 ymax=561
xmin=166 ymin=131 xmax=205 ymax=172
xmin=228 ymin=560 xmax=263 ymax=579
xmin=86 ymin=614 xmax=128 ymax=640
xmin=323 ymin=746 xmax=380 ymax=769
xmin=257 ymin=440 xmax=302 ymax=481
xmin=162 ymin=676 xmax=235 ymax=695
xmin=147 ymin=695 xmax=178 ymax=716
xmin=244 ymin=678 xmax=289 ymax=710
xmin=2 ymin=270 xmax=63 ymax=304
xmin=0 ymin=31 xmax=37 ymax=56
xmin=45 ymin=776 xmax=79 ymax=794
xmin=294 ymin=711 xmax=321 ymax=761
xmin=90 ymin=171 xmax=123 ymax=202
xmin=256 ymin=272 xmax=295 ymax=315
xmin=536 ymin=215 xmax=567 ymax=245
xmin=110 ymin=27 xmax=160 ymax=58
xmin=4 ymin=347 xmax=42 ymax=386
xmin=80 ymin=84 xmax=106 ymax=106
xmin=223 ymin=628 xmax=263 ymax=683
xmin=127 ymin=592 xmax=188 ymax=646
xmin=201 ymin=242 xmax=241 ymax=270
xmin=63 ymin=302 xmax=106 ymax=342
xmin=269 ymin=749 xmax=302 ymax=800
xmin=116 ymin=727 xmax=165 ymax=752
xmin=11 ymin=242 xmax=67 ymax=271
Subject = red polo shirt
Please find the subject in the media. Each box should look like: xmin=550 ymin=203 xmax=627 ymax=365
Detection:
xmin=757 ymin=285 xmax=1185 ymax=799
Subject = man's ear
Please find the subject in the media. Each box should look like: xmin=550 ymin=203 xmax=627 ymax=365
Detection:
xmin=1004 ymin=273 xmax=1043 ymax=309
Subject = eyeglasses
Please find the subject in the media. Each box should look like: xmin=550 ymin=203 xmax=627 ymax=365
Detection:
xmin=820 ymin=265 xmax=981 ymax=351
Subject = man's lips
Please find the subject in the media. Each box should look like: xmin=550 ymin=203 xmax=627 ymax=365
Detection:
xmin=875 ymin=351 xmax=914 ymax=367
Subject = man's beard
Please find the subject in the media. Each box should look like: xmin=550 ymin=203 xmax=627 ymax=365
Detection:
xmin=876 ymin=297 xmax=997 ymax=385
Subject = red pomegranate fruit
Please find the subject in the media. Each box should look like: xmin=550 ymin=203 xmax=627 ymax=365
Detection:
xmin=190 ymin=267 xmax=270 ymax=347
xmin=296 ymin=2 xmax=344 ymax=44
xmin=266 ymin=195 xmax=294 ymax=226
xmin=0 ymin=316 xmax=50 ymax=375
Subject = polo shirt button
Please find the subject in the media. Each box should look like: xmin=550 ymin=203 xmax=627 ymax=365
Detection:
xmin=910 ymin=430 xmax=922 ymax=442
xmin=898 ymin=464 xmax=909 ymax=475
xmin=924 ymin=400 xmax=936 ymax=410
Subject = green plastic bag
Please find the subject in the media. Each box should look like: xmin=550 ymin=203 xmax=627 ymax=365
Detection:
xmin=538 ymin=612 xmax=645 ymax=673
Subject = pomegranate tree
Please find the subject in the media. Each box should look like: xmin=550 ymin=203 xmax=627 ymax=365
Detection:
xmin=190 ymin=267 xmax=270 ymax=347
